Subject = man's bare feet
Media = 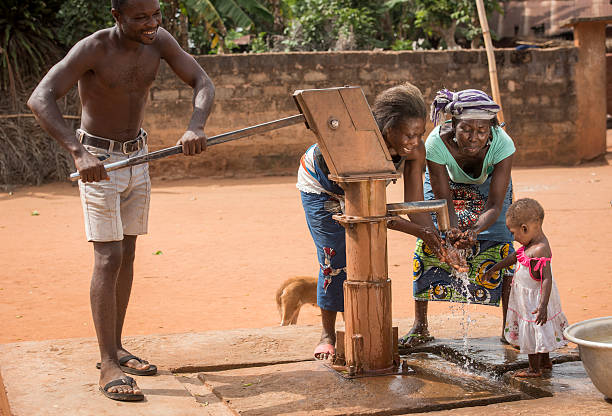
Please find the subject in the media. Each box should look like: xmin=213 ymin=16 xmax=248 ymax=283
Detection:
xmin=500 ymin=335 xmax=518 ymax=348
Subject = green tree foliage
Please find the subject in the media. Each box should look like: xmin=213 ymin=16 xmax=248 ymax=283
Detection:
xmin=404 ymin=0 xmax=501 ymax=49
xmin=0 ymin=0 xmax=64 ymax=103
xmin=282 ymin=0 xmax=385 ymax=51
xmin=161 ymin=0 xmax=272 ymax=53
xmin=454 ymin=0 xmax=503 ymax=48
xmin=56 ymin=0 xmax=114 ymax=47
xmin=383 ymin=0 xmax=426 ymax=50
xmin=0 ymin=0 xmax=505 ymax=102
xmin=216 ymin=0 xmax=272 ymax=30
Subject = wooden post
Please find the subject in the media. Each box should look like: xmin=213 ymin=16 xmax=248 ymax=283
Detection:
xmin=475 ymin=0 xmax=504 ymax=124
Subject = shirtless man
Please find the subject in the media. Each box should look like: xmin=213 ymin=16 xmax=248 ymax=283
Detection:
xmin=28 ymin=0 xmax=214 ymax=401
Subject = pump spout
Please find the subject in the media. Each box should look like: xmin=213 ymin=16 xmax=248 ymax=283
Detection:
xmin=386 ymin=200 xmax=450 ymax=232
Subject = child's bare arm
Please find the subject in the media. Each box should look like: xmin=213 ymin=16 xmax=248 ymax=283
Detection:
xmin=533 ymin=262 xmax=552 ymax=325
xmin=482 ymin=252 xmax=517 ymax=283
xmin=527 ymin=244 xmax=553 ymax=325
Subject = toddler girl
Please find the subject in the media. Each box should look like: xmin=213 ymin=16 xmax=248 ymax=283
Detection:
xmin=483 ymin=198 xmax=568 ymax=377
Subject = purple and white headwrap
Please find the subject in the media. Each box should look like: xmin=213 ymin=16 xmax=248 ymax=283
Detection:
xmin=430 ymin=89 xmax=500 ymax=126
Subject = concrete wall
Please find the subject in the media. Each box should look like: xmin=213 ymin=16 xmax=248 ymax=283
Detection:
xmin=143 ymin=48 xmax=585 ymax=179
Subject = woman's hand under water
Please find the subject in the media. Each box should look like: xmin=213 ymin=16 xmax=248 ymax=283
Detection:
xmin=420 ymin=226 xmax=445 ymax=259
xmin=442 ymin=242 xmax=469 ymax=273
xmin=446 ymin=227 xmax=477 ymax=250
xmin=421 ymin=228 xmax=468 ymax=273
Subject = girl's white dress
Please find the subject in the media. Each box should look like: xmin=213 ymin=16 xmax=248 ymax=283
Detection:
xmin=504 ymin=246 xmax=569 ymax=354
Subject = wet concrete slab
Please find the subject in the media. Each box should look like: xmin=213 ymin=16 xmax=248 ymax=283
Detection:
xmin=503 ymin=360 xmax=604 ymax=399
xmin=196 ymin=354 xmax=523 ymax=416
xmin=405 ymin=337 xmax=580 ymax=376
xmin=415 ymin=361 xmax=612 ymax=416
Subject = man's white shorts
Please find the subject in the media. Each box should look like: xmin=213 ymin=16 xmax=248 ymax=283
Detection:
xmin=78 ymin=145 xmax=151 ymax=242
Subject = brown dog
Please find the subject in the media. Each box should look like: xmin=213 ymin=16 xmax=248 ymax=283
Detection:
xmin=275 ymin=277 xmax=318 ymax=326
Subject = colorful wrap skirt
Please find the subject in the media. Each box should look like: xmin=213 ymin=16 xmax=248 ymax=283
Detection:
xmin=413 ymin=168 xmax=515 ymax=306
xmin=412 ymin=239 xmax=515 ymax=305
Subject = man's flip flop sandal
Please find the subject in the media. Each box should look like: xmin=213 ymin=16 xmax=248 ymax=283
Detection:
xmin=99 ymin=376 xmax=144 ymax=401
xmin=96 ymin=355 xmax=158 ymax=376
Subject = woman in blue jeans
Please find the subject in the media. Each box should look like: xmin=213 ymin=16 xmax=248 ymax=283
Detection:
xmin=297 ymin=83 xmax=447 ymax=359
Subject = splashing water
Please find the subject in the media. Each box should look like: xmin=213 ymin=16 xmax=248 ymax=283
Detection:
xmin=448 ymin=247 xmax=476 ymax=369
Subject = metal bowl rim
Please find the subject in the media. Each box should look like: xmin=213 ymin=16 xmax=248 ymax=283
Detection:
xmin=563 ymin=316 xmax=612 ymax=349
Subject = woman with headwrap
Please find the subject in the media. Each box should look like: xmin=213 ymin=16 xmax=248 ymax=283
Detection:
xmin=402 ymin=89 xmax=516 ymax=347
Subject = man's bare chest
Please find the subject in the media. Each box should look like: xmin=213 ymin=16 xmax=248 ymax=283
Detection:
xmin=93 ymin=55 xmax=160 ymax=93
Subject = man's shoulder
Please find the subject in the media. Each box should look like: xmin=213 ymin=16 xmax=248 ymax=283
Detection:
xmin=69 ymin=28 xmax=113 ymax=58
xmin=154 ymin=27 xmax=182 ymax=54
xmin=77 ymin=28 xmax=112 ymax=45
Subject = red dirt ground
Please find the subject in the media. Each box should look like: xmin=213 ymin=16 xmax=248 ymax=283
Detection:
xmin=1 ymin=153 xmax=611 ymax=344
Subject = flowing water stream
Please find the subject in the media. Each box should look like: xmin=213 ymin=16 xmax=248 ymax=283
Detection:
xmin=447 ymin=247 xmax=475 ymax=370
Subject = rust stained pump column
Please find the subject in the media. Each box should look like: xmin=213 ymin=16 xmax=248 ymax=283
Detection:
xmin=342 ymin=178 xmax=394 ymax=374
xmin=294 ymin=86 xmax=450 ymax=376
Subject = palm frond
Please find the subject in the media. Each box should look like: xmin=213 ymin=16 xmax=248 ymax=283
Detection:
xmin=213 ymin=0 xmax=254 ymax=29
xmin=184 ymin=0 xmax=227 ymax=33
xmin=235 ymin=0 xmax=273 ymax=25
xmin=384 ymin=0 xmax=411 ymax=10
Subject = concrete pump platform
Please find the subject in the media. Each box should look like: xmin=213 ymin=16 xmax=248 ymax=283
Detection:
xmin=1 ymin=315 xmax=610 ymax=416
